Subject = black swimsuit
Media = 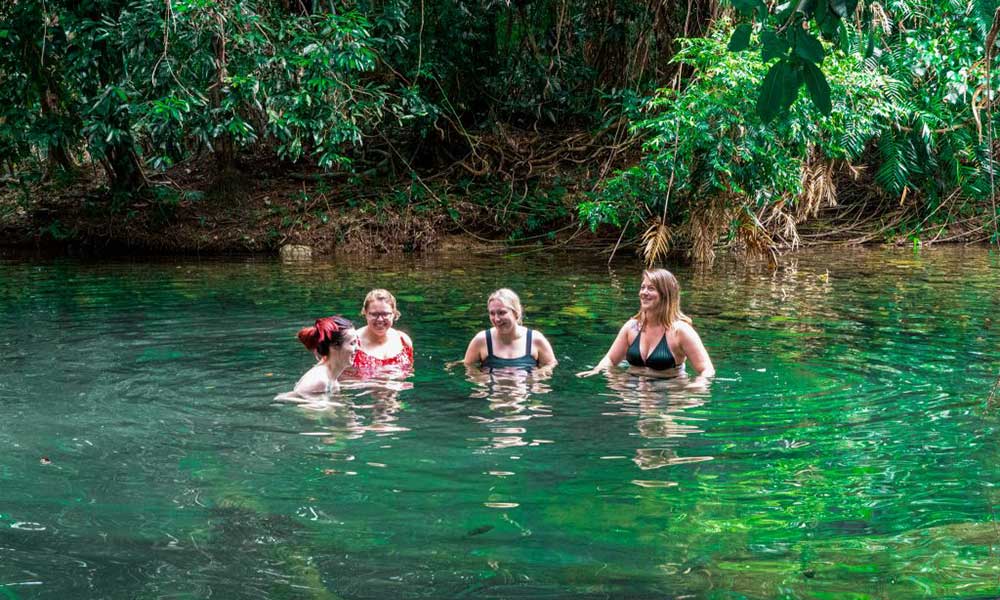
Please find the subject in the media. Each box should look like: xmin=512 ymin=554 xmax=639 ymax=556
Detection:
xmin=482 ymin=329 xmax=537 ymax=369
xmin=625 ymin=328 xmax=677 ymax=370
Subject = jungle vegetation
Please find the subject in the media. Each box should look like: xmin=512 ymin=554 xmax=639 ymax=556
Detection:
xmin=1 ymin=0 xmax=998 ymax=261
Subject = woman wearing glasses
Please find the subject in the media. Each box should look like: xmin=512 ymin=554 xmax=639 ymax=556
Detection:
xmin=352 ymin=288 xmax=414 ymax=377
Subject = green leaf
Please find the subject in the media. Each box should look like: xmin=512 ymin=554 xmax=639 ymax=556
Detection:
xmin=728 ymin=24 xmax=752 ymax=52
xmin=757 ymin=60 xmax=790 ymax=123
xmin=815 ymin=0 xmax=829 ymax=25
xmin=730 ymin=0 xmax=761 ymax=16
xmin=794 ymin=32 xmax=825 ymax=64
xmin=803 ymin=61 xmax=832 ymax=115
xmin=829 ymin=0 xmax=848 ymax=17
xmin=820 ymin=16 xmax=841 ymax=41
xmin=864 ymin=27 xmax=880 ymax=58
xmin=761 ymin=30 xmax=789 ymax=62
xmin=782 ymin=63 xmax=804 ymax=111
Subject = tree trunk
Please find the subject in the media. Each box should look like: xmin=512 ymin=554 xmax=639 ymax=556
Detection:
xmin=104 ymin=142 xmax=145 ymax=194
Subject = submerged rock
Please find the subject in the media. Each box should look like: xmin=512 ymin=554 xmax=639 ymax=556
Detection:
xmin=280 ymin=244 xmax=313 ymax=261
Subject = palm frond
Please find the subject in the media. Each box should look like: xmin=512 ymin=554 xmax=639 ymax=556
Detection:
xmin=798 ymin=153 xmax=838 ymax=220
xmin=734 ymin=210 xmax=778 ymax=266
xmin=641 ymin=218 xmax=672 ymax=268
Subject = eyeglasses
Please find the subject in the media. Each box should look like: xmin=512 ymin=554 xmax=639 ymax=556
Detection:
xmin=366 ymin=311 xmax=394 ymax=320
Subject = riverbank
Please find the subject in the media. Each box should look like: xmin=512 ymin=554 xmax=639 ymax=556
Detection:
xmin=0 ymin=159 xmax=603 ymax=256
xmin=1 ymin=155 xmax=994 ymax=258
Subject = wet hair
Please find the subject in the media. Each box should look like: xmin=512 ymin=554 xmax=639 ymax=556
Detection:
xmin=297 ymin=315 xmax=355 ymax=357
xmin=488 ymin=288 xmax=523 ymax=324
xmin=633 ymin=269 xmax=691 ymax=329
xmin=361 ymin=288 xmax=401 ymax=320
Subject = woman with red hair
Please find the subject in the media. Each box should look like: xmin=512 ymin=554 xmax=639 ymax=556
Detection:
xmin=293 ymin=315 xmax=359 ymax=393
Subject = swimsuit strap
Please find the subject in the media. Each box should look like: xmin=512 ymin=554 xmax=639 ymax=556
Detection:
xmin=524 ymin=329 xmax=533 ymax=357
xmin=485 ymin=328 xmax=494 ymax=359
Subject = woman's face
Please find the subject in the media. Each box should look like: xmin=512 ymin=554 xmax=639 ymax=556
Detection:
xmin=364 ymin=299 xmax=395 ymax=335
xmin=332 ymin=328 xmax=359 ymax=364
xmin=488 ymin=299 xmax=517 ymax=332
xmin=638 ymin=277 xmax=661 ymax=311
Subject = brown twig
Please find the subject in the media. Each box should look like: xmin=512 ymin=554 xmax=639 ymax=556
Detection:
xmin=988 ymin=371 xmax=1000 ymax=409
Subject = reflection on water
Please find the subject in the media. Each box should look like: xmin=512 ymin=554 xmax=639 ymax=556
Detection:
xmin=2 ymin=248 xmax=999 ymax=599
xmin=277 ymin=379 xmax=414 ymax=448
xmin=466 ymin=367 xmax=553 ymax=451
xmin=601 ymin=371 xmax=713 ymax=482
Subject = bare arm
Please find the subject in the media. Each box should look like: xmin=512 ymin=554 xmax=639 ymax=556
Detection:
xmin=576 ymin=320 xmax=634 ymax=377
xmin=679 ymin=324 xmax=714 ymax=378
xmin=463 ymin=331 xmax=486 ymax=366
xmin=399 ymin=330 xmax=413 ymax=349
xmin=533 ymin=331 xmax=558 ymax=368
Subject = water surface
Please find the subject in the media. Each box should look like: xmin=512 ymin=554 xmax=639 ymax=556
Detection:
xmin=1 ymin=247 xmax=998 ymax=599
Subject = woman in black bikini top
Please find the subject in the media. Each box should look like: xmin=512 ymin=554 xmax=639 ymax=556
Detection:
xmin=577 ymin=269 xmax=714 ymax=380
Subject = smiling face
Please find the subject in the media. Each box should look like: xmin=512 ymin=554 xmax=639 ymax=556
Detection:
xmin=638 ymin=276 xmax=661 ymax=311
xmin=332 ymin=328 xmax=359 ymax=365
xmin=488 ymin=299 xmax=518 ymax=333
xmin=364 ymin=299 xmax=395 ymax=335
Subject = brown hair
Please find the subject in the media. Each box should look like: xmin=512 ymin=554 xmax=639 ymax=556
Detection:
xmin=633 ymin=269 xmax=691 ymax=329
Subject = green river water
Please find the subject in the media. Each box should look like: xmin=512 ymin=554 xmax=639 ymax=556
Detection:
xmin=1 ymin=247 xmax=998 ymax=599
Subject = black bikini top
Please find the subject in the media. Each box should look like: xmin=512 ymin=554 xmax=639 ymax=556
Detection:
xmin=625 ymin=328 xmax=677 ymax=370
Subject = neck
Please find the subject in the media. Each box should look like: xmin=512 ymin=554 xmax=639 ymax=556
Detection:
xmin=324 ymin=357 xmax=349 ymax=380
xmin=642 ymin=310 xmax=664 ymax=328
xmin=495 ymin=325 xmax=520 ymax=342
xmin=367 ymin=327 xmax=388 ymax=344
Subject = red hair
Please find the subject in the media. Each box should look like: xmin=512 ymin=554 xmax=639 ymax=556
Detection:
xmin=298 ymin=315 xmax=354 ymax=356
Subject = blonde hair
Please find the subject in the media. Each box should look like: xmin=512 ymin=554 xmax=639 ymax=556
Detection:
xmin=633 ymin=269 xmax=691 ymax=329
xmin=361 ymin=288 xmax=401 ymax=320
xmin=488 ymin=288 xmax=524 ymax=324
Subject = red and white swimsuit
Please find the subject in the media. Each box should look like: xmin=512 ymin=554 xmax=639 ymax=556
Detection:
xmin=352 ymin=339 xmax=413 ymax=378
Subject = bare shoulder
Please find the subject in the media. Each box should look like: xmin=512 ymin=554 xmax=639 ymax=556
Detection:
xmin=398 ymin=329 xmax=413 ymax=347
xmin=532 ymin=329 xmax=553 ymax=345
xmin=672 ymin=321 xmax=701 ymax=340
xmin=622 ymin=318 xmax=639 ymax=332
xmin=294 ymin=364 xmax=327 ymax=394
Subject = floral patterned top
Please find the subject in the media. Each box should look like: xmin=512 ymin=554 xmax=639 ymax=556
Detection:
xmin=351 ymin=338 xmax=413 ymax=378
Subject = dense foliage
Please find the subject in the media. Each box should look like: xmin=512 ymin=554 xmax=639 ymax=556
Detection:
xmin=0 ymin=0 xmax=388 ymax=192
xmin=582 ymin=1 xmax=1000 ymax=261
xmin=1 ymin=0 xmax=998 ymax=257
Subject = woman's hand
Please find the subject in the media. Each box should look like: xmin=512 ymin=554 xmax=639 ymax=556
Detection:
xmin=576 ymin=366 xmax=602 ymax=378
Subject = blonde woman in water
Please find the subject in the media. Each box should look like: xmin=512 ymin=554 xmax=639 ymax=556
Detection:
xmin=577 ymin=269 xmax=714 ymax=380
xmin=464 ymin=288 xmax=557 ymax=370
